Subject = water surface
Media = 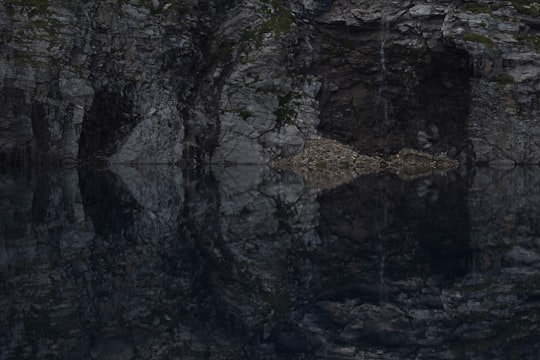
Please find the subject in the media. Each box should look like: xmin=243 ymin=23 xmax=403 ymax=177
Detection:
xmin=0 ymin=165 xmax=539 ymax=359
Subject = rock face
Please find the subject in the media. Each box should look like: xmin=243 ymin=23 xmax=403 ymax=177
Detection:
xmin=1 ymin=1 xmax=540 ymax=164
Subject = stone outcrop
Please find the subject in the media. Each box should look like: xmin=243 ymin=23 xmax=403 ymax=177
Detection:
xmin=443 ymin=3 xmax=540 ymax=164
xmin=0 ymin=0 xmax=321 ymax=166
xmin=312 ymin=0 xmax=540 ymax=165
xmin=1 ymin=1 xmax=540 ymax=165
xmin=1 ymin=1 xmax=203 ymax=164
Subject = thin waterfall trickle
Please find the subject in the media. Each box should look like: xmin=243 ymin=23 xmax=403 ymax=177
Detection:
xmin=378 ymin=204 xmax=389 ymax=305
xmin=377 ymin=3 xmax=390 ymax=132
xmin=378 ymin=12 xmax=389 ymax=97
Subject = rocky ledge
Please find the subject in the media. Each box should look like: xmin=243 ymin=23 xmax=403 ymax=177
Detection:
xmin=271 ymin=138 xmax=458 ymax=188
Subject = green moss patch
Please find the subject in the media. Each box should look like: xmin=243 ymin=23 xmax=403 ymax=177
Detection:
xmin=463 ymin=33 xmax=496 ymax=48
xmin=516 ymin=34 xmax=540 ymax=51
xmin=260 ymin=0 xmax=294 ymax=38
xmin=460 ymin=2 xmax=505 ymax=13
xmin=242 ymin=0 xmax=294 ymax=50
xmin=238 ymin=109 xmax=252 ymax=120
xmin=274 ymin=91 xmax=297 ymax=126
xmin=511 ymin=0 xmax=540 ymax=16
xmin=491 ymin=73 xmax=516 ymax=84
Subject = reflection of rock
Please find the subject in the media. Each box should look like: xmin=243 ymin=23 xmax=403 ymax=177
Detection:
xmin=109 ymin=165 xmax=185 ymax=227
xmin=0 ymin=165 xmax=321 ymax=358
xmin=272 ymin=168 xmax=540 ymax=359
xmin=0 ymin=169 xmax=94 ymax=359
xmin=449 ymin=166 xmax=540 ymax=358
xmin=1 ymin=165 xmax=539 ymax=359
xmin=207 ymin=165 xmax=320 ymax=329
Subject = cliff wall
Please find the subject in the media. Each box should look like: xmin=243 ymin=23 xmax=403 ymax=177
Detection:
xmin=1 ymin=0 xmax=539 ymax=165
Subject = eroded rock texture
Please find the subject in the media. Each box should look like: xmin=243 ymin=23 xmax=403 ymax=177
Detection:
xmin=1 ymin=1 xmax=540 ymax=165
xmin=0 ymin=0 xmax=321 ymax=165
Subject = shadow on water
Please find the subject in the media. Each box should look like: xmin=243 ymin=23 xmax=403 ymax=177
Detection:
xmin=314 ymin=172 xmax=472 ymax=303
xmin=0 ymin=165 xmax=539 ymax=359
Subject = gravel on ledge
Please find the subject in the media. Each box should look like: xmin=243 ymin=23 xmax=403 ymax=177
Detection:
xmin=271 ymin=139 xmax=459 ymax=189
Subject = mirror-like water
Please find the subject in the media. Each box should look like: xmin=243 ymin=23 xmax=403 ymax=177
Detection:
xmin=0 ymin=166 xmax=539 ymax=359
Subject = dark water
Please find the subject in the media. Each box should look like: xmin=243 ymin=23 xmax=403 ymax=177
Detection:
xmin=1 ymin=165 xmax=539 ymax=359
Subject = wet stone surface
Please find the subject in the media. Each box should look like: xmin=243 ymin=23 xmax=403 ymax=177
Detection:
xmin=0 ymin=165 xmax=539 ymax=359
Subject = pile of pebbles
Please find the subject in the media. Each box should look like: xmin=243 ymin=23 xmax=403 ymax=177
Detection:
xmin=272 ymin=138 xmax=458 ymax=189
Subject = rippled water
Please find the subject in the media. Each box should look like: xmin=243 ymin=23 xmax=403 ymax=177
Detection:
xmin=1 ymin=165 xmax=539 ymax=359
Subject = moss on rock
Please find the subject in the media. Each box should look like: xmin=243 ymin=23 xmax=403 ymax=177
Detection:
xmin=511 ymin=0 xmax=540 ymax=17
xmin=463 ymin=33 xmax=496 ymax=48
xmin=242 ymin=0 xmax=294 ymax=50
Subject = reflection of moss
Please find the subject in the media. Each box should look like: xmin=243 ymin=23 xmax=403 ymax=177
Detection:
xmin=6 ymin=6 xmax=15 ymax=17
xmin=520 ymin=274 xmax=540 ymax=290
xmin=491 ymin=73 xmax=516 ymax=84
xmin=463 ymin=33 xmax=496 ymax=48
xmin=0 ymin=28 xmax=12 ymax=45
xmin=276 ymin=201 xmax=295 ymax=234
xmin=339 ymin=161 xmax=351 ymax=169
xmin=238 ymin=109 xmax=252 ymax=120
xmin=460 ymin=281 xmax=492 ymax=292
xmin=13 ymin=49 xmax=42 ymax=65
xmin=457 ymin=308 xmax=539 ymax=355
xmin=511 ymin=0 xmax=540 ymax=16
xmin=450 ymin=340 xmax=467 ymax=360
xmin=24 ymin=315 xmax=51 ymax=333
xmin=264 ymin=290 xmax=293 ymax=317
xmin=240 ymin=206 xmax=252 ymax=216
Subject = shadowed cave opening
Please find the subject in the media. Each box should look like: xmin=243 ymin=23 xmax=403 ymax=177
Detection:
xmin=78 ymin=88 xmax=138 ymax=162
xmin=317 ymin=44 xmax=474 ymax=158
